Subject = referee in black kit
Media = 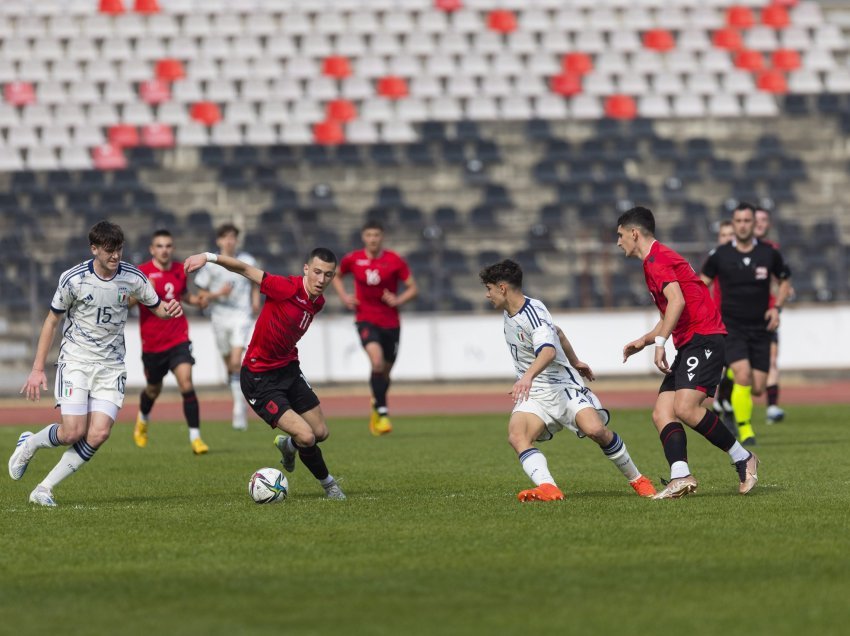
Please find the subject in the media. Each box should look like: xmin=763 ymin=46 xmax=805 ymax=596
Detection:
xmin=700 ymin=202 xmax=792 ymax=446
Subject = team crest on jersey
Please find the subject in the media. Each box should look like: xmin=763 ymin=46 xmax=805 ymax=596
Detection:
xmin=755 ymin=266 xmax=768 ymax=280
xmin=62 ymin=380 xmax=73 ymax=398
xmin=117 ymin=288 xmax=128 ymax=303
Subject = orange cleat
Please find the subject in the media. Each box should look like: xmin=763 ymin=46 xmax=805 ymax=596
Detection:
xmin=629 ymin=475 xmax=657 ymax=497
xmin=517 ymin=482 xmax=565 ymax=502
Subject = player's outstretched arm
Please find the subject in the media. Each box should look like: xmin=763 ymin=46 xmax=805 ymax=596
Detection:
xmin=555 ymin=325 xmax=595 ymax=381
xmin=331 ymin=275 xmax=358 ymax=310
xmin=21 ymin=311 xmax=61 ymax=401
xmin=623 ymin=319 xmax=663 ymax=362
xmin=184 ymin=253 xmax=265 ymax=285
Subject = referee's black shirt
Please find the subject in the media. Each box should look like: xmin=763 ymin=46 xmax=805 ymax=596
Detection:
xmin=701 ymin=240 xmax=791 ymax=325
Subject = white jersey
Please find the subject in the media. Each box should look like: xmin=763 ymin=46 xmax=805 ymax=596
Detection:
xmin=51 ymin=260 xmax=160 ymax=367
xmin=194 ymin=251 xmax=256 ymax=321
xmin=503 ymin=296 xmax=585 ymax=391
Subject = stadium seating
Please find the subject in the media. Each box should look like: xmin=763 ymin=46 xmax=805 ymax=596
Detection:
xmin=0 ymin=0 xmax=847 ymax=317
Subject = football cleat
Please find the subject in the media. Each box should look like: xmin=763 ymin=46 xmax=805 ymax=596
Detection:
xmin=29 ymin=485 xmax=57 ymax=507
xmin=766 ymin=405 xmax=785 ymax=424
xmin=740 ymin=436 xmax=757 ymax=447
xmin=370 ymin=415 xmax=393 ymax=436
xmin=629 ymin=475 xmax=657 ymax=498
xmin=735 ymin=452 xmax=759 ymax=495
xmin=133 ymin=414 xmax=148 ymax=448
xmin=274 ymin=434 xmax=297 ymax=473
xmin=8 ymin=431 xmax=34 ymax=480
xmin=517 ymin=482 xmax=564 ymax=502
xmin=232 ymin=419 xmax=248 ymax=431
xmin=190 ymin=438 xmax=209 ymax=455
xmin=652 ymin=475 xmax=698 ymax=500
xmin=323 ymin=479 xmax=346 ymax=500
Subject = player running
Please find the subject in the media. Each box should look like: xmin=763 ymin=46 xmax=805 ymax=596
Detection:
xmin=701 ymin=203 xmax=791 ymax=446
xmin=480 ymin=259 xmax=656 ymax=502
xmin=194 ymin=223 xmax=260 ymax=431
xmin=133 ymin=229 xmax=210 ymax=455
xmin=617 ymin=206 xmax=759 ymax=499
xmin=184 ymin=247 xmax=346 ymax=500
xmin=333 ymin=220 xmax=418 ymax=436
xmin=10 ymin=221 xmax=183 ymax=507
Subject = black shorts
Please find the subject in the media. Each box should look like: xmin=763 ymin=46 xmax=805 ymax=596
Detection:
xmin=769 ymin=329 xmax=779 ymax=345
xmin=356 ymin=321 xmax=400 ymax=364
xmin=659 ymin=334 xmax=726 ymax=397
xmin=724 ymin=321 xmax=772 ymax=372
xmin=240 ymin=362 xmax=320 ymax=428
xmin=142 ymin=341 xmax=195 ymax=386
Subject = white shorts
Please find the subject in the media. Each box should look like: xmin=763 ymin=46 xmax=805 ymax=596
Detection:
xmin=512 ymin=385 xmax=610 ymax=442
xmin=55 ymin=361 xmax=126 ymax=413
xmin=212 ymin=314 xmax=254 ymax=356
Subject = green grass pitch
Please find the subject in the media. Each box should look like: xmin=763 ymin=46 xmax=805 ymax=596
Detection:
xmin=2 ymin=405 xmax=849 ymax=636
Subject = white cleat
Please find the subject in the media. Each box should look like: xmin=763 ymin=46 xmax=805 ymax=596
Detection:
xmin=232 ymin=419 xmax=248 ymax=431
xmin=323 ymin=479 xmax=346 ymax=500
xmin=274 ymin=435 xmax=296 ymax=473
xmin=766 ymin=405 xmax=785 ymax=424
xmin=29 ymin=485 xmax=57 ymax=507
xmin=8 ymin=431 xmax=34 ymax=480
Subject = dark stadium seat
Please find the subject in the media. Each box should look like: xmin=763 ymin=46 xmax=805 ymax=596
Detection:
xmin=200 ymin=145 xmax=227 ymax=167
xmin=710 ymin=158 xmax=737 ymax=181
xmin=405 ymin=142 xmax=434 ymax=166
xmin=533 ymin=159 xmax=559 ymax=184
xmin=816 ymin=93 xmax=845 ymax=115
xmin=685 ymin=138 xmax=715 ymax=161
xmin=304 ymin=145 xmax=333 ymax=167
xmin=433 ymin=205 xmax=460 ymax=229
xmin=539 ymin=204 xmax=566 ymax=227
xmin=369 ymin=143 xmax=398 ymax=166
xmin=398 ymin=205 xmax=424 ymax=227
xmin=45 ymin=170 xmax=73 ymax=192
xmin=651 ymin=137 xmax=679 ymax=161
xmin=545 ymin=139 xmax=572 ymax=162
xmin=755 ymin=135 xmax=785 ymax=160
xmin=455 ymin=120 xmax=481 ymax=142
xmin=470 ymin=204 xmax=498 ymax=227
xmin=268 ymin=145 xmax=298 ymax=167
xmin=77 ymin=170 xmax=108 ymax=193
xmin=474 ymin=140 xmax=501 ymax=165
xmin=233 ymin=146 xmax=261 ymax=167
xmin=337 ymin=144 xmax=364 ymax=167
xmin=126 ymin=147 xmax=157 ymax=168
xmin=376 ymin=185 xmax=405 ymax=208
xmin=273 ymin=186 xmax=299 ymax=210
xmin=113 ymin=169 xmax=142 ymax=192
xmin=11 ymin=171 xmax=38 ymax=194
xmin=421 ymin=121 xmax=448 ymax=143
xmin=481 ymin=183 xmax=512 ymax=208
xmin=783 ymin=94 xmax=810 ymax=116
xmin=525 ymin=119 xmax=552 ymax=142
xmin=442 ymin=140 xmax=466 ymax=165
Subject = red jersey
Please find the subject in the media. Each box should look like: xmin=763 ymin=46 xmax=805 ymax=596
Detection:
xmin=643 ymin=241 xmax=726 ymax=349
xmin=138 ymin=260 xmax=190 ymax=353
xmin=338 ymin=249 xmax=411 ymax=328
xmin=244 ymin=274 xmax=325 ymax=373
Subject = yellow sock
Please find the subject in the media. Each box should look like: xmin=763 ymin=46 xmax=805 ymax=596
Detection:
xmin=731 ymin=383 xmax=755 ymax=440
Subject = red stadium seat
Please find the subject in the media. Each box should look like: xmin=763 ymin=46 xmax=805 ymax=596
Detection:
xmin=377 ymin=76 xmax=409 ymax=99
xmin=756 ymin=70 xmax=788 ymax=93
xmin=762 ymin=5 xmax=790 ymax=29
xmin=155 ymin=59 xmax=185 ymax=82
xmin=734 ymin=50 xmax=765 ymax=72
xmin=322 ymin=56 xmax=352 ymax=79
xmin=3 ymin=81 xmax=36 ymax=106
xmin=139 ymin=79 xmax=171 ymax=104
xmin=771 ymin=49 xmax=801 ymax=71
xmin=99 ymin=0 xmax=125 ymax=15
xmin=487 ymin=10 xmax=517 ymax=34
xmin=108 ymin=125 xmax=139 ymax=148
xmin=604 ymin=95 xmax=636 ymax=120
xmin=713 ymin=28 xmax=744 ymax=51
xmin=726 ymin=6 xmax=755 ymax=29
xmin=313 ymin=120 xmax=345 ymax=145
xmin=770 ymin=0 xmax=798 ymax=6
xmin=134 ymin=0 xmax=160 ymax=13
xmin=326 ymin=99 xmax=357 ymax=122
xmin=190 ymin=102 xmax=222 ymax=125
xmin=92 ymin=144 xmax=128 ymax=170
xmin=141 ymin=124 xmax=174 ymax=147
xmin=435 ymin=0 xmax=463 ymax=12
xmin=550 ymin=72 xmax=582 ymax=96
xmin=643 ymin=29 xmax=675 ymax=52
xmin=562 ymin=53 xmax=593 ymax=76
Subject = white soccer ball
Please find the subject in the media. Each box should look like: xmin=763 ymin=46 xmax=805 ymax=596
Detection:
xmin=248 ymin=467 xmax=288 ymax=504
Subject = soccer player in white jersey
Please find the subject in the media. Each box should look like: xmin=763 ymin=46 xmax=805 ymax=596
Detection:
xmin=194 ymin=223 xmax=260 ymax=430
xmin=480 ymin=259 xmax=656 ymax=502
xmin=10 ymin=221 xmax=183 ymax=507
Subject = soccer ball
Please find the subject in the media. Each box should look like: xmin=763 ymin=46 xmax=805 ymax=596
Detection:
xmin=248 ymin=467 xmax=288 ymax=504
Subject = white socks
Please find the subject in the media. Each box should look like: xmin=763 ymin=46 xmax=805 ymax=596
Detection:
xmin=601 ymin=432 xmax=641 ymax=482
xmin=28 ymin=423 xmax=62 ymax=450
xmin=518 ymin=448 xmax=555 ymax=486
xmin=728 ymin=441 xmax=750 ymax=463
xmin=230 ymin=375 xmax=246 ymax=424
xmin=41 ymin=442 xmax=96 ymax=490
xmin=189 ymin=428 xmax=200 ymax=442
xmin=671 ymin=461 xmax=691 ymax=479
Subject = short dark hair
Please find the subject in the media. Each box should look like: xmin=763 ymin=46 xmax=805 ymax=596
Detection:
xmin=362 ymin=220 xmax=384 ymax=232
xmin=308 ymin=247 xmax=337 ymax=265
xmin=617 ymin=206 xmax=655 ymax=235
xmin=719 ymin=219 xmax=733 ymax=229
xmin=151 ymin=228 xmax=172 ymax=241
xmin=479 ymin=259 xmax=523 ymax=289
xmin=89 ymin=220 xmax=124 ymax=252
xmin=755 ymin=207 xmax=770 ymax=217
xmin=734 ymin=201 xmax=756 ymax=216
xmin=216 ymin=223 xmax=239 ymax=238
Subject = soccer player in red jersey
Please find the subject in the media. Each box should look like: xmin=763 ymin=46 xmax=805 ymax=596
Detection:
xmin=184 ymin=247 xmax=346 ymax=500
xmin=133 ymin=229 xmax=210 ymax=454
xmin=616 ymin=207 xmax=759 ymax=498
xmin=332 ymin=221 xmax=418 ymax=436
